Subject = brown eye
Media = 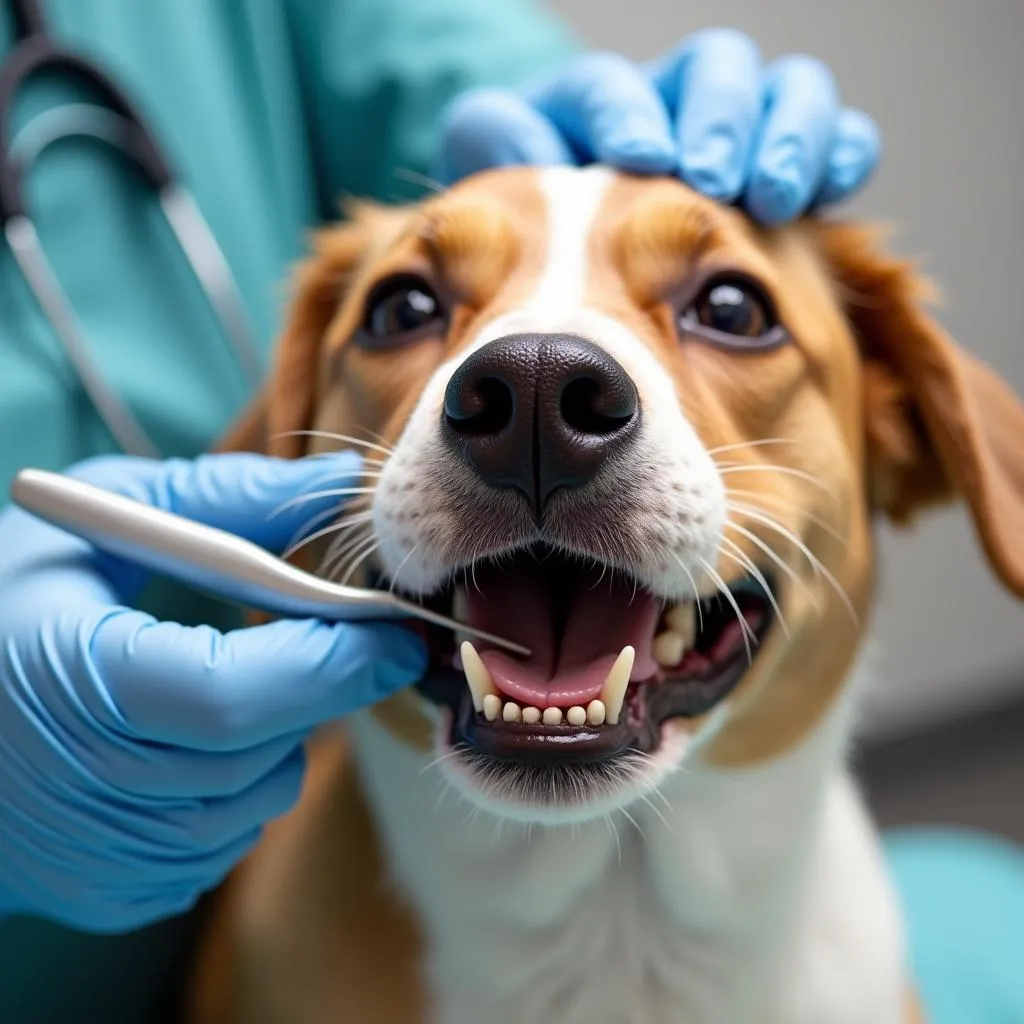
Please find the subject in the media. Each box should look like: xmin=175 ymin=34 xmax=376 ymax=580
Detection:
xmin=361 ymin=275 xmax=446 ymax=346
xmin=680 ymin=275 xmax=784 ymax=350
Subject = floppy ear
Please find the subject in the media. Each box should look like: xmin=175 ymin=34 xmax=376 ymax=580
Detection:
xmin=215 ymin=202 xmax=396 ymax=458
xmin=815 ymin=222 xmax=1024 ymax=598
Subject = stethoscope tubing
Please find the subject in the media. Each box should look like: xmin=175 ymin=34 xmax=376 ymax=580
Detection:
xmin=0 ymin=4 xmax=265 ymax=457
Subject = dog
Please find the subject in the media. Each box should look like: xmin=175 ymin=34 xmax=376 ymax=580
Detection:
xmin=183 ymin=165 xmax=1024 ymax=1024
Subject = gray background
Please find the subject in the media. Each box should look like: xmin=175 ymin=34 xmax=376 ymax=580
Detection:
xmin=546 ymin=0 xmax=1024 ymax=739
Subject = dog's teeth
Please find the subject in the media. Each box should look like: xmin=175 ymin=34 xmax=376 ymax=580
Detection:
xmin=522 ymin=706 xmax=542 ymax=724
xmin=542 ymin=707 xmax=563 ymax=726
xmin=567 ymin=705 xmax=586 ymax=726
xmin=502 ymin=701 xmax=522 ymax=723
xmin=600 ymin=646 xmax=635 ymax=726
xmin=652 ymin=630 xmax=686 ymax=668
xmin=666 ymin=602 xmax=697 ymax=647
xmin=586 ymin=699 xmax=606 ymax=726
xmin=482 ymin=694 xmax=501 ymax=721
xmin=461 ymin=641 xmax=498 ymax=712
xmin=453 ymin=586 xmax=471 ymax=648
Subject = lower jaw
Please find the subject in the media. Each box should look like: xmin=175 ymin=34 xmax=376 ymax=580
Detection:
xmin=419 ymin=642 xmax=756 ymax=765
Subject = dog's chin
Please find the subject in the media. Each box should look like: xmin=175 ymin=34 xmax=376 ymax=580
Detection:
xmin=399 ymin=543 xmax=775 ymax=825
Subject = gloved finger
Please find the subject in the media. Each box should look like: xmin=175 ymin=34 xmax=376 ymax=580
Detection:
xmin=648 ymin=28 xmax=763 ymax=200
xmin=745 ymin=55 xmax=841 ymax=226
xmin=91 ymin=609 xmax=427 ymax=752
xmin=814 ymin=107 xmax=882 ymax=206
xmin=528 ymin=52 xmax=677 ymax=173
xmin=436 ymin=88 xmax=574 ymax=184
xmin=97 ymin=730 xmax=307 ymax=799
xmin=159 ymin=747 xmax=305 ymax=850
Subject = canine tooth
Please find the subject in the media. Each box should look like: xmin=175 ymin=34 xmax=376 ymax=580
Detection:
xmin=542 ymin=707 xmax=563 ymax=726
xmin=482 ymin=694 xmax=501 ymax=721
xmin=502 ymin=701 xmax=522 ymax=723
xmin=666 ymin=602 xmax=697 ymax=648
xmin=461 ymin=641 xmax=497 ymax=712
xmin=586 ymin=699 xmax=606 ymax=726
xmin=567 ymin=706 xmax=586 ymax=727
xmin=600 ymin=646 xmax=635 ymax=726
xmin=652 ymin=630 xmax=685 ymax=668
xmin=522 ymin=706 xmax=542 ymax=724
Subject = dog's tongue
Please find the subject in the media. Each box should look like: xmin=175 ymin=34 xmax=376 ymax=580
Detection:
xmin=467 ymin=558 xmax=660 ymax=708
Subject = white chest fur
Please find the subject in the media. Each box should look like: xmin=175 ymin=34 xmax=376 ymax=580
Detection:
xmin=348 ymin=678 xmax=908 ymax=1024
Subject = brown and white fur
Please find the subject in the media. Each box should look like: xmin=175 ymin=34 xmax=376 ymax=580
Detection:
xmin=184 ymin=166 xmax=1024 ymax=1024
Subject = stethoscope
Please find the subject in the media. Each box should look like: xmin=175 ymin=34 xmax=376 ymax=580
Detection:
xmin=1 ymin=0 xmax=264 ymax=457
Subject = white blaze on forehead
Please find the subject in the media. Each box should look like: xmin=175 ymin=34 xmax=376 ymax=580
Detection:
xmin=470 ymin=165 xmax=614 ymax=348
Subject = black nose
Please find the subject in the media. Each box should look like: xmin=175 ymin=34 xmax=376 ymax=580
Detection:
xmin=441 ymin=333 xmax=640 ymax=512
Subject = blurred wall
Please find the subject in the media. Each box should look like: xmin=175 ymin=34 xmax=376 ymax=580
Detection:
xmin=545 ymin=0 xmax=1024 ymax=738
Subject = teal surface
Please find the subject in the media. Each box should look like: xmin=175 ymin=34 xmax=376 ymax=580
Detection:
xmin=885 ymin=828 xmax=1024 ymax=1024
xmin=0 ymin=2 xmax=574 ymax=1021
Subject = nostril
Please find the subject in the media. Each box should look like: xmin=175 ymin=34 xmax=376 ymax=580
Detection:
xmin=559 ymin=376 xmax=637 ymax=436
xmin=444 ymin=375 xmax=515 ymax=436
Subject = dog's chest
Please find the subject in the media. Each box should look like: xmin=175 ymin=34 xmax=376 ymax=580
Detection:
xmin=425 ymin=828 xmax=746 ymax=1024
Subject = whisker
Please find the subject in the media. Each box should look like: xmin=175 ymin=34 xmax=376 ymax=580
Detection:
xmin=725 ymin=489 xmax=848 ymax=550
xmin=722 ymin=519 xmax=822 ymax=614
xmin=697 ymin=556 xmax=756 ymax=663
xmin=728 ymin=507 xmax=857 ymax=622
xmin=717 ymin=463 xmax=835 ymax=501
xmin=269 ymin=486 xmax=378 ymax=518
xmin=670 ymin=554 xmax=705 ymax=633
xmin=339 ymin=536 xmax=382 ymax=586
xmin=717 ymin=536 xmax=790 ymax=638
xmin=393 ymin=167 xmax=447 ymax=195
xmin=620 ymin=806 xmax=646 ymax=842
xmin=282 ymin=502 xmax=347 ymax=555
xmin=707 ymin=437 xmax=797 ymax=458
xmin=420 ymin=745 xmax=467 ymax=775
xmin=388 ymin=547 xmax=418 ymax=597
xmin=639 ymin=793 xmax=672 ymax=833
xmin=282 ymin=510 xmax=373 ymax=562
xmin=272 ymin=429 xmax=394 ymax=458
xmin=319 ymin=522 xmax=375 ymax=578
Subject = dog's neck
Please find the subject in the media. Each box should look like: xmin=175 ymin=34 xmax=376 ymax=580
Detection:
xmin=347 ymin=662 xmax=871 ymax=1024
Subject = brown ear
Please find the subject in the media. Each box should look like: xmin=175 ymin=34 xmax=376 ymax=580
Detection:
xmin=815 ymin=222 xmax=1024 ymax=598
xmin=214 ymin=202 xmax=394 ymax=459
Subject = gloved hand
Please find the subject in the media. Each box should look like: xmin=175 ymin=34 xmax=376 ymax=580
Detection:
xmin=438 ymin=27 xmax=880 ymax=226
xmin=0 ymin=451 xmax=425 ymax=933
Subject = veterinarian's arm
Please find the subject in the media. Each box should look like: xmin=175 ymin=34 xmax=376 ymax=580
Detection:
xmin=0 ymin=451 xmax=425 ymax=932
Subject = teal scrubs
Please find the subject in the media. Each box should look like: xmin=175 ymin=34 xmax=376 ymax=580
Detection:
xmin=0 ymin=2 xmax=572 ymax=1020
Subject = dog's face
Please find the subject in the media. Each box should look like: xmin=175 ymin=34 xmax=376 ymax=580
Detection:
xmin=240 ymin=166 xmax=1024 ymax=825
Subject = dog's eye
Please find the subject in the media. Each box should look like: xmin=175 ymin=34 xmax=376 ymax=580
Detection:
xmin=679 ymin=275 xmax=783 ymax=350
xmin=361 ymin=275 xmax=446 ymax=345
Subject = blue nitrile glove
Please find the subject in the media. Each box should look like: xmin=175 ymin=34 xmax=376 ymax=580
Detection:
xmin=438 ymin=27 xmax=880 ymax=226
xmin=0 ymin=451 xmax=425 ymax=933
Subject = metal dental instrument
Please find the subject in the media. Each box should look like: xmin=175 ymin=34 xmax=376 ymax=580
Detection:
xmin=10 ymin=469 xmax=530 ymax=657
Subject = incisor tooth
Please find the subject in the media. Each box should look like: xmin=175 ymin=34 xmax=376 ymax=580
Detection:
xmin=461 ymin=641 xmax=497 ymax=712
xmin=567 ymin=706 xmax=586 ymax=726
xmin=586 ymin=699 xmax=606 ymax=726
xmin=522 ymin=706 xmax=542 ymax=724
xmin=502 ymin=701 xmax=522 ymax=723
xmin=666 ymin=602 xmax=697 ymax=648
xmin=542 ymin=707 xmax=563 ymax=726
xmin=483 ymin=694 xmax=501 ymax=721
xmin=600 ymin=646 xmax=635 ymax=726
xmin=652 ymin=630 xmax=685 ymax=668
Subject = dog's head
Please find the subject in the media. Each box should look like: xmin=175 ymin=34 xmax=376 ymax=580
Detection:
xmin=234 ymin=166 xmax=1024 ymax=825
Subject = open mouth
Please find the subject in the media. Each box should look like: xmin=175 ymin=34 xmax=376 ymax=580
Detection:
xmin=411 ymin=544 xmax=774 ymax=764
